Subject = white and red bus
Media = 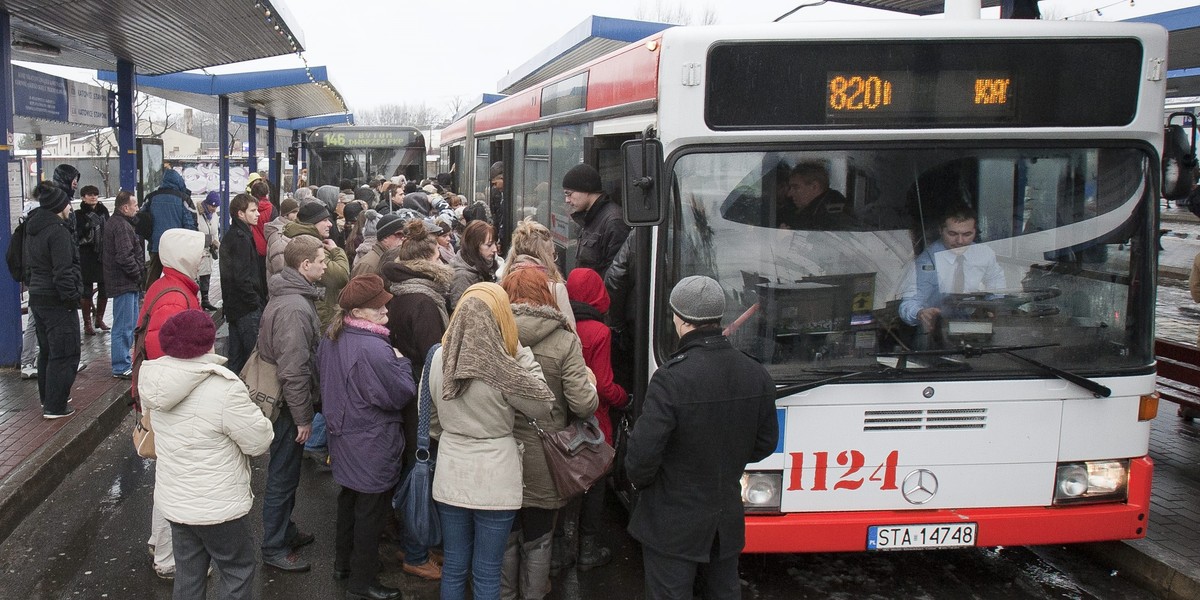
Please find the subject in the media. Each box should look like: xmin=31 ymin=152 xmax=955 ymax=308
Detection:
xmin=440 ymin=17 xmax=1170 ymax=552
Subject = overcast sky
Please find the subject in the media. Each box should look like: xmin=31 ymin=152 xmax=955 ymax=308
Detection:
xmin=18 ymin=0 xmax=1200 ymax=120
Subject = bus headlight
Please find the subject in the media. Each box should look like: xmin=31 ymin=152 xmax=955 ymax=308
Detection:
xmin=741 ymin=472 xmax=782 ymax=512
xmin=1052 ymin=460 xmax=1128 ymax=505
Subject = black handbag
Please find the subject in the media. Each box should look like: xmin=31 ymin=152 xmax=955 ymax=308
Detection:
xmin=528 ymin=414 xmax=615 ymax=499
xmin=392 ymin=344 xmax=442 ymax=547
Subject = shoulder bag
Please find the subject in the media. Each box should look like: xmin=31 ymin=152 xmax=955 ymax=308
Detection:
xmin=528 ymin=414 xmax=615 ymax=499
xmin=132 ymin=410 xmax=156 ymax=459
xmin=129 ymin=287 xmax=192 ymax=458
xmin=392 ymin=344 xmax=442 ymax=548
xmin=240 ymin=348 xmax=283 ymax=422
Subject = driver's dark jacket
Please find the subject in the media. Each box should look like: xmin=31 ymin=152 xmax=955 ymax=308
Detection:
xmin=625 ymin=328 xmax=778 ymax=561
xmin=571 ymin=195 xmax=629 ymax=279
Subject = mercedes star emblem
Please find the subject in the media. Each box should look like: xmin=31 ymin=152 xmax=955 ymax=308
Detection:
xmin=901 ymin=469 xmax=939 ymax=505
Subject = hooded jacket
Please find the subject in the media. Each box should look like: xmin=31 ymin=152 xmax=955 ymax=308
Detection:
xmin=101 ymin=212 xmax=144 ymax=298
xmin=253 ymin=197 xmax=273 ymax=256
xmin=24 ymin=207 xmax=81 ymax=308
xmin=511 ymin=303 xmax=598 ymax=509
xmin=566 ymin=267 xmax=627 ymax=445
xmin=381 ymin=259 xmax=452 ymax=372
xmin=139 ymin=353 xmax=274 ymax=525
xmin=257 ymin=267 xmax=323 ymax=426
xmin=143 ymin=169 xmax=197 ymax=253
xmin=315 ymin=185 xmax=345 ymax=248
xmin=265 ymin=215 xmax=289 ymax=275
xmin=140 ymin=229 xmax=204 ymax=359
xmin=318 ymin=320 xmax=416 ymax=494
xmin=274 ymin=220 xmax=350 ymax=329
xmin=448 ymin=251 xmax=496 ymax=311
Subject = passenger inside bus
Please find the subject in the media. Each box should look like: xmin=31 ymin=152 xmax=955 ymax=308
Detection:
xmin=778 ymin=162 xmax=856 ymax=230
xmin=898 ymin=205 xmax=1006 ymax=348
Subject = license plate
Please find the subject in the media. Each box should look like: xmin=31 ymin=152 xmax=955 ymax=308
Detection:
xmin=867 ymin=523 xmax=977 ymax=550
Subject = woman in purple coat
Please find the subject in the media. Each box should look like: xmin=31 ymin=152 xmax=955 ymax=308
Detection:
xmin=318 ymin=274 xmax=416 ymax=600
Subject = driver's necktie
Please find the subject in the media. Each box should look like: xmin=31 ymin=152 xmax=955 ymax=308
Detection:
xmin=952 ymin=254 xmax=966 ymax=293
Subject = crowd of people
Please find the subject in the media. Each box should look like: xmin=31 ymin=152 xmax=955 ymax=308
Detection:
xmin=17 ymin=161 xmax=779 ymax=600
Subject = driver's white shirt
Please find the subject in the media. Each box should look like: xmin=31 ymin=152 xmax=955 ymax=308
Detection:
xmin=898 ymin=239 xmax=1006 ymax=325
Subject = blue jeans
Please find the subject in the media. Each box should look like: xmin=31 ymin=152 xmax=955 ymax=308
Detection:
xmin=261 ymin=409 xmax=303 ymax=560
xmin=32 ymin=305 xmax=80 ymax=414
xmin=305 ymin=412 xmax=328 ymax=452
xmin=437 ymin=502 xmax=516 ymax=600
xmin=224 ymin=308 xmax=261 ymax=376
xmin=110 ymin=292 xmax=139 ymax=374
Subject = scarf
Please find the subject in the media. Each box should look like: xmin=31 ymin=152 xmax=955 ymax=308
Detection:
xmin=440 ymin=283 xmax=553 ymax=403
xmin=344 ymin=315 xmax=390 ymax=337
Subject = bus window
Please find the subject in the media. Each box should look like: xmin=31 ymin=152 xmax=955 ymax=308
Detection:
xmin=550 ymin=124 xmax=586 ymax=271
xmin=667 ymin=147 xmax=1152 ymax=381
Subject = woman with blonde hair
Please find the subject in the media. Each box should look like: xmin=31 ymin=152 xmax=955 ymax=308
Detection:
xmin=499 ymin=268 xmax=597 ymax=599
xmin=499 ymin=219 xmax=575 ymax=330
xmin=427 ymin=282 xmax=556 ymax=599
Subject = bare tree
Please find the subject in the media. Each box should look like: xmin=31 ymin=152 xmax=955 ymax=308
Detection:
xmin=355 ymin=102 xmax=449 ymax=127
xmin=447 ymin=95 xmax=467 ymax=119
xmin=88 ymin=131 xmax=116 ymax=196
xmin=636 ymin=0 xmax=717 ymax=25
xmin=135 ymin=93 xmax=176 ymax=137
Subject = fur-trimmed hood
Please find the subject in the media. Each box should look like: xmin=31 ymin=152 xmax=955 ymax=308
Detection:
xmin=382 ymin=258 xmax=453 ymax=292
xmin=511 ymin=302 xmax=573 ymax=347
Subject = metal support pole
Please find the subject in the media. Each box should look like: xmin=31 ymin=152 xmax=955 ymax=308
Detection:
xmin=291 ymin=129 xmax=300 ymax=191
xmin=267 ymin=115 xmax=277 ymax=203
xmin=0 ymin=11 xmax=18 ymax=365
xmin=117 ymin=59 xmax=136 ymax=193
xmin=219 ymin=95 xmax=230 ymax=232
xmin=34 ymin=134 xmax=42 ymax=181
xmin=246 ymin=107 xmax=256 ymax=178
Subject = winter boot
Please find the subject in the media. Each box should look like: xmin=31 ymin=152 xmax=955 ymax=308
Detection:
xmin=80 ymin=298 xmax=95 ymax=335
xmin=94 ymin=296 xmax=110 ymax=331
xmin=500 ymin=531 xmax=522 ymax=600
xmin=577 ymin=535 xmax=611 ymax=571
xmin=519 ymin=531 xmax=554 ymax=600
xmin=549 ymin=514 xmax=577 ymax=575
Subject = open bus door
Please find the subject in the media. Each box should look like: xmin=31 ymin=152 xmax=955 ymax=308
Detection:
xmin=490 ymin=139 xmax=513 ymax=254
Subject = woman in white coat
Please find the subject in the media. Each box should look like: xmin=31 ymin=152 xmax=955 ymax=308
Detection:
xmin=138 ymin=309 xmax=274 ymax=600
xmin=196 ymin=192 xmax=221 ymax=311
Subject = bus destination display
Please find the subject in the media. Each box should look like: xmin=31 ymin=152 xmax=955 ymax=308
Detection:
xmin=705 ymin=39 xmax=1142 ymax=129
xmin=826 ymin=71 xmax=1014 ymax=122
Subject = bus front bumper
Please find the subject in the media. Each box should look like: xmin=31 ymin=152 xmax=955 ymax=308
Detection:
xmin=743 ymin=456 xmax=1152 ymax=553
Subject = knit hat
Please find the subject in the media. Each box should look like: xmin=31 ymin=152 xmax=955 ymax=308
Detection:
xmin=35 ymin=181 xmax=69 ymax=214
xmin=669 ymin=275 xmax=725 ymax=323
xmin=339 ymin=274 xmax=393 ymax=310
xmin=489 ymin=161 xmax=504 ymax=180
xmin=561 ymin=163 xmax=602 ymax=194
xmin=376 ymin=213 xmax=405 ymax=240
xmin=280 ymin=197 xmax=299 ymax=217
xmin=298 ymin=202 xmax=331 ymax=224
xmin=160 ymin=309 xmax=216 ymax=359
xmin=203 ymin=192 xmax=220 ymax=207
xmin=342 ymin=201 xmax=364 ymax=224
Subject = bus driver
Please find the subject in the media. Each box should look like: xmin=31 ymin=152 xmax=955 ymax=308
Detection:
xmin=898 ymin=206 xmax=1006 ymax=336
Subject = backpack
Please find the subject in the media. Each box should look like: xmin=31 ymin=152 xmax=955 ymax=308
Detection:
xmin=129 ymin=287 xmax=191 ymax=409
xmin=134 ymin=202 xmax=154 ymax=241
xmin=5 ymin=218 xmax=27 ymax=284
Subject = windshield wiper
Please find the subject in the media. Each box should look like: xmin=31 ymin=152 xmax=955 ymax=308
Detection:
xmin=876 ymin=343 xmax=1111 ymax=398
xmin=775 ymin=360 xmax=971 ymax=397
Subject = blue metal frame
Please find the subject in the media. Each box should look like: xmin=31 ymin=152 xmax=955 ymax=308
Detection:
xmin=0 ymin=11 xmax=17 ymax=365
xmin=117 ymin=59 xmax=135 ymax=193
xmin=219 ymin=95 xmax=230 ymax=232
xmin=247 ymin=107 xmax=257 ymax=177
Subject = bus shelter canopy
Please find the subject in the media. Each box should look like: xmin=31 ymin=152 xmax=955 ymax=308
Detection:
xmin=0 ymin=0 xmax=305 ymax=75
xmin=95 ymin=66 xmax=348 ymax=121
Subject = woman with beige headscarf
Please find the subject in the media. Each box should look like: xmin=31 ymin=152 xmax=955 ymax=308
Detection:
xmin=426 ymin=282 xmax=555 ymax=600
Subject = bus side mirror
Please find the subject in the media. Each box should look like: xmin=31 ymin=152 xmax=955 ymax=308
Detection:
xmin=1163 ymin=113 xmax=1198 ymax=201
xmin=622 ymin=137 xmax=664 ymax=226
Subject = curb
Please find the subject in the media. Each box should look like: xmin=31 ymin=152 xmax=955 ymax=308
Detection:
xmin=0 ymin=380 xmax=132 ymax=544
xmin=1082 ymin=540 xmax=1200 ymax=600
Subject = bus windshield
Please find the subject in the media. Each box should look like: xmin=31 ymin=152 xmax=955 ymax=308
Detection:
xmin=664 ymin=146 xmax=1155 ymax=383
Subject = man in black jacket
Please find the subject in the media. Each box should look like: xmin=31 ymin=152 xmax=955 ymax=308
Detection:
xmin=563 ymin=163 xmax=629 ymax=278
xmin=25 ymin=181 xmax=83 ymax=419
xmin=219 ymin=193 xmax=266 ymax=374
xmin=626 ymin=275 xmax=778 ymax=600
xmin=102 ymin=190 xmax=145 ymax=379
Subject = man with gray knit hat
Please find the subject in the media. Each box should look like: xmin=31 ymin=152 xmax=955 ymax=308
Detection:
xmin=625 ymin=275 xmax=778 ymax=600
